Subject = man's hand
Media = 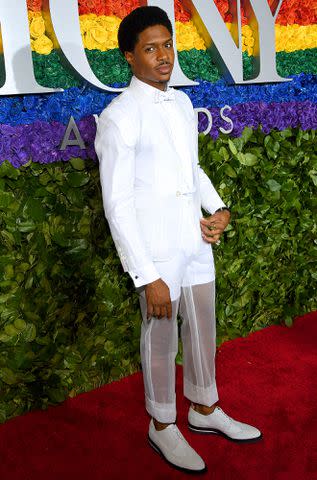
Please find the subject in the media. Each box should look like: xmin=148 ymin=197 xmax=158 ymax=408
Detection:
xmin=200 ymin=210 xmax=231 ymax=244
xmin=145 ymin=278 xmax=172 ymax=320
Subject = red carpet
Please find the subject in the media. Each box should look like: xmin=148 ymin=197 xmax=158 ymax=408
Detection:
xmin=0 ymin=312 xmax=316 ymax=480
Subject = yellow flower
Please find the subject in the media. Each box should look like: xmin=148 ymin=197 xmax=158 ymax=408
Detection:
xmin=27 ymin=12 xmax=317 ymax=57
xmin=107 ymin=38 xmax=119 ymax=50
xmin=99 ymin=16 xmax=121 ymax=33
xmin=175 ymin=20 xmax=206 ymax=50
xmin=79 ymin=15 xmax=120 ymax=50
xmin=28 ymin=11 xmax=41 ymax=21
xmin=90 ymin=26 xmax=108 ymax=45
xmin=80 ymin=14 xmax=98 ymax=36
xmin=275 ymin=24 xmax=317 ymax=52
xmin=32 ymin=35 xmax=53 ymax=55
xmin=241 ymin=24 xmax=255 ymax=55
xmin=242 ymin=25 xmax=253 ymax=39
xmin=29 ymin=16 xmax=45 ymax=40
xmin=193 ymin=38 xmax=205 ymax=50
xmin=84 ymin=30 xmax=97 ymax=50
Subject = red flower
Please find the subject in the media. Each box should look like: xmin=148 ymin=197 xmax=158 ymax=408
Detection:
xmin=78 ymin=0 xmax=106 ymax=15
xmin=27 ymin=0 xmax=42 ymax=11
xmin=174 ymin=0 xmax=191 ymax=22
xmin=277 ymin=0 xmax=316 ymax=25
xmin=28 ymin=0 xmax=317 ymax=27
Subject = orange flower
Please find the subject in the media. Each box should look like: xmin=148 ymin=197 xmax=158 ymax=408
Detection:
xmin=27 ymin=0 xmax=42 ymax=11
xmin=27 ymin=0 xmax=317 ymax=27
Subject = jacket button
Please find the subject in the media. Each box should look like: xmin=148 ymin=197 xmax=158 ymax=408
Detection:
xmin=135 ymin=276 xmax=138 ymax=279
xmin=176 ymin=191 xmax=181 ymax=197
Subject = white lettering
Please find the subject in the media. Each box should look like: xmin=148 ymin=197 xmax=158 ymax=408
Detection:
xmin=48 ymin=0 xmax=123 ymax=93
xmin=195 ymin=107 xmax=213 ymax=135
xmin=0 ymin=0 xmax=291 ymax=96
xmin=219 ymin=105 xmax=233 ymax=134
xmin=60 ymin=116 xmax=86 ymax=150
xmin=0 ymin=0 xmax=61 ymax=95
xmin=184 ymin=0 xmax=289 ymax=84
xmin=245 ymin=0 xmax=288 ymax=83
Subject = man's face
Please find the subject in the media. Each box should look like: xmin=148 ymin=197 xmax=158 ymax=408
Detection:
xmin=125 ymin=24 xmax=175 ymax=91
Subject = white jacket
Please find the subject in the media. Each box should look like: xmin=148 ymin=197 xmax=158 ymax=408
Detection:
xmin=95 ymin=76 xmax=226 ymax=287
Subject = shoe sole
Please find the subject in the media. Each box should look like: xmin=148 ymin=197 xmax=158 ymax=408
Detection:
xmin=148 ymin=435 xmax=207 ymax=474
xmin=188 ymin=424 xmax=263 ymax=443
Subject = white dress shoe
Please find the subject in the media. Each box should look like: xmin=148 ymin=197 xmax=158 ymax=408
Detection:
xmin=188 ymin=406 xmax=263 ymax=443
xmin=148 ymin=419 xmax=206 ymax=473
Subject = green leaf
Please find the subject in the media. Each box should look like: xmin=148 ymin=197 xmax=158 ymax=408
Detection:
xmin=267 ymin=179 xmax=282 ymax=192
xmin=236 ymin=152 xmax=258 ymax=166
xmin=308 ymin=171 xmax=317 ymax=187
xmin=21 ymin=324 xmax=37 ymax=342
xmin=23 ymin=198 xmax=46 ymax=222
xmin=0 ymin=368 xmax=18 ymax=385
xmin=228 ymin=139 xmax=237 ymax=155
xmin=16 ymin=220 xmax=36 ymax=233
xmin=241 ymin=127 xmax=253 ymax=144
xmin=0 ymin=191 xmax=15 ymax=209
xmin=279 ymin=128 xmax=293 ymax=139
xmin=14 ymin=319 xmax=27 ymax=331
xmin=70 ymin=158 xmax=86 ymax=171
xmin=0 ymin=161 xmax=20 ymax=179
xmin=224 ymin=164 xmax=237 ymax=178
xmin=4 ymin=324 xmax=20 ymax=337
xmin=219 ymin=147 xmax=229 ymax=161
xmin=272 ymin=141 xmax=280 ymax=153
xmin=66 ymin=172 xmax=90 ymax=187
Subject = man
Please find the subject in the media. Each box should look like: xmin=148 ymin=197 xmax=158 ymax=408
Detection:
xmin=95 ymin=6 xmax=262 ymax=473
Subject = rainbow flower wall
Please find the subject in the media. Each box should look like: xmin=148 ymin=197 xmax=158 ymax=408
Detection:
xmin=0 ymin=0 xmax=316 ymax=167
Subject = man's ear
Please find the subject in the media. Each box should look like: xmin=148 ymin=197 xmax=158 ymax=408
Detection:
xmin=124 ymin=51 xmax=134 ymax=68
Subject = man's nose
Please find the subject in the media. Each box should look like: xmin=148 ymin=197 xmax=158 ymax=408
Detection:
xmin=157 ymin=47 xmax=168 ymax=62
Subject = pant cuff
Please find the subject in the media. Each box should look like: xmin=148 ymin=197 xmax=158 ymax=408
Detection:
xmin=145 ymin=395 xmax=176 ymax=423
xmin=183 ymin=378 xmax=219 ymax=407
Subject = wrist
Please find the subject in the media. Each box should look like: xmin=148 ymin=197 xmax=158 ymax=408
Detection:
xmin=215 ymin=206 xmax=230 ymax=214
xmin=145 ymin=278 xmax=162 ymax=288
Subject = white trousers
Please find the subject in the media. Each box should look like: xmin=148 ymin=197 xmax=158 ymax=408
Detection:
xmin=138 ymin=249 xmax=219 ymax=423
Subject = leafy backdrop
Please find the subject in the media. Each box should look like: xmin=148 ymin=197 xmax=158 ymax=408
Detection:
xmin=0 ymin=127 xmax=316 ymax=423
xmin=0 ymin=0 xmax=316 ymax=424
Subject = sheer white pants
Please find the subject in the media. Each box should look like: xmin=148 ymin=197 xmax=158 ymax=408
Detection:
xmin=139 ymin=276 xmax=218 ymax=423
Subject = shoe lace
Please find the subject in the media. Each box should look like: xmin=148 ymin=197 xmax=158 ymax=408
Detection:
xmin=170 ymin=425 xmax=188 ymax=444
xmin=216 ymin=407 xmax=233 ymax=424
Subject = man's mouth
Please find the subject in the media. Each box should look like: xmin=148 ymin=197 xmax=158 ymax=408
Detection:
xmin=156 ymin=64 xmax=172 ymax=74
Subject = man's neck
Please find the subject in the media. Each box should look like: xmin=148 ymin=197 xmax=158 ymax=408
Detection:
xmin=133 ymin=74 xmax=168 ymax=92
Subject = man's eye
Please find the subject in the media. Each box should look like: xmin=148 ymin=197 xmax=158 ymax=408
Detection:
xmin=166 ymin=43 xmax=172 ymax=48
xmin=145 ymin=47 xmax=155 ymax=52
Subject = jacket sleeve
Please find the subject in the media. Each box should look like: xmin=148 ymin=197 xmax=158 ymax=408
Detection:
xmin=198 ymin=166 xmax=227 ymax=214
xmin=95 ymin=114 xmax=160 ymax=287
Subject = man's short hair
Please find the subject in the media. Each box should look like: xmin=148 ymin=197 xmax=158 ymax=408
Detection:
xmin=118 ymin=6 xmax=173 ymax=54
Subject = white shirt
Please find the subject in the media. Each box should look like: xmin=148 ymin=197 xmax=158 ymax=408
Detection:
xmin=95 ymin=76 xmax=226 ymax=287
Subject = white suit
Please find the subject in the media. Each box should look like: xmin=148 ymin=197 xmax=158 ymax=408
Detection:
xmin=95 ymin=76 xmax=227 ymax=422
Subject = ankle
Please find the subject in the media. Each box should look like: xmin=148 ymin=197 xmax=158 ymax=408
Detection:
xmin=153 ymin=418 xmax=173 ymax=431
xmin=191 ymin=402 xmax=217 ymax=415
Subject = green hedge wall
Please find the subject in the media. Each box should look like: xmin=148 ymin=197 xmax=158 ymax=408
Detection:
xmin=0 ymin=127 xmax=316 ymax=423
